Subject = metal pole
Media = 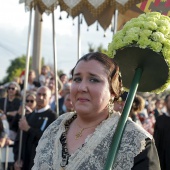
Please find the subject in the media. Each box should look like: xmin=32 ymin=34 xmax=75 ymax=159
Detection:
xmin=77 ymin=15 xmax=81 ymax=60
xmin=52 ymin=11 xmax=59 ymax=117
xmin=114 ymin=9 xmax=118 ymax=35
xmin=104 ymin=67 xmax=143 ymax=170
xmin=18 ymin=7 xmax=33 ymax=162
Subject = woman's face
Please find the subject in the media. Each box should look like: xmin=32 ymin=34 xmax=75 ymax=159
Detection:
xmin=7 ymin=84 xmax=17 ymax=96
xmin=26 ymin=95 xmax=36 ymax=110
xmin=71 ymin=60 xmax=112 ymax=116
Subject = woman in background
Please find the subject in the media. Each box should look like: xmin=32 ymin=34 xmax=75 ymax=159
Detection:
xmin=11 ymin=92 xmax=37 ymax=134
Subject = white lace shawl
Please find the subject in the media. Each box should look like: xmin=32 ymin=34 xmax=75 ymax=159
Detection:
xmin=32 ymin=112 xmax=152 ymax=170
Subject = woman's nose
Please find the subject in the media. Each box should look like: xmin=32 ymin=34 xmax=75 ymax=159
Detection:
xmin=78 ymin=81 xmax=88 ymax=92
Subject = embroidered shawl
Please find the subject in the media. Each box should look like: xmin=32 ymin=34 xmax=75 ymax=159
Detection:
xmin=32 ymin=112 xmax=152 ymax=170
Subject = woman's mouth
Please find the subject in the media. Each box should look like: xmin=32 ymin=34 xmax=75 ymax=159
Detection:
xmin=78 ymin=98 xmax=89 ymax=102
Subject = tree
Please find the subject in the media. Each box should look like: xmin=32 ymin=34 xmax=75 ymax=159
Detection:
xmin=1 ymin=55 xmax=32 ymax=84
xmin=88 ymin=43 xmax=107 ymax=53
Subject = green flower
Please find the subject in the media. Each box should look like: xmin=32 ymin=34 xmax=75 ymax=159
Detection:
xmin=137 ymin=36 xmax=151 ymax=48
xmin=139 ymin=30 xmax=152 ymax=37
xmin=163 ymin=39 xmax=170 ymax=47
xmin=107 ymin=12 xmax=170 ymax=93
xmin=143 ymin=21 xmax=157 ymax=30
xmin=162 ymin=47 xmax=170 ymax=62
xmin=151 ymin=32 xmax=165 ymax=43
xmin=149 ymin=41 xmax=162 ymax=52
xmin=157 ymin=26 xmax=169 ymax=35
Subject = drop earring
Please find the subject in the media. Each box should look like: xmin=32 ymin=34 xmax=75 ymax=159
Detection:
xmin=108 ymin=98 xmax=114 ymax=115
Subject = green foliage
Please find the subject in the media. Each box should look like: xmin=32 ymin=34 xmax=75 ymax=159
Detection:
xmin=97 ymin=44 xmax=107 ymax=54
xmin=2 ymin=55 xmax=32 ymax=84
xmin=88 ymin=43 xmax=95 ymax=52
xmin=58 ymin=70 xmax=64 ymax=76
xmin=88 ymin=43 xmax=107 ymax=53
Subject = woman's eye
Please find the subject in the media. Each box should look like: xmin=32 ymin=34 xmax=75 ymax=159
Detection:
xmin=73 ymin=77 xmax=81 ymax=82
xmin=90 ymin=78 xmax=100 ymax=83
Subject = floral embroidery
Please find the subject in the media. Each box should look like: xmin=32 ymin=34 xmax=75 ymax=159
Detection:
xmin=32 ymin=112 xmax=152 ymax=170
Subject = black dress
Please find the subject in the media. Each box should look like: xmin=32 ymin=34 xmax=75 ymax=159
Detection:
xmin=132 ymin=138 xmax=160 ymax=170
xmin=154 ymin=114 xmax=170 ymax=170
xmin=13 ymin=109 xmax=57 ymax=170
xmin=0 ymin=97 xmax=21 ymax=128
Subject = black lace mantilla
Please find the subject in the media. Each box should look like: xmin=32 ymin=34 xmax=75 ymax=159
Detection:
xmin=60 ymin=114 xmax=77 ymax=167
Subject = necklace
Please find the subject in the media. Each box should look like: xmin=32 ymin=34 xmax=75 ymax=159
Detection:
xmin=75 ymin=122 xmax=96 ymax=140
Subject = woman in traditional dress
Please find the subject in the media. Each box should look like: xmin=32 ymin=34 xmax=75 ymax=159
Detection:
xmin=32 ymin=52 xmax=160 ymax=170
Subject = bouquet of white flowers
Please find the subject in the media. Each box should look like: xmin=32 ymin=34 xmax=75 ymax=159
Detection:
xmin=107 ymin=12 xmax=170 ymax=93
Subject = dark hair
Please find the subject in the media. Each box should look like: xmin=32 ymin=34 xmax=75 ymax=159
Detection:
xmin=59 ymin=73 xmax=67 ymax=79
xmin=71 ymin=52 xmax=123 ymax=100
xmin=165 ymin=94 xmax=170 ymax=103
xmin=0 ymin=118 xmax=4 ymax=137
xmin=131 ymin=95 xmax=145 ymax=113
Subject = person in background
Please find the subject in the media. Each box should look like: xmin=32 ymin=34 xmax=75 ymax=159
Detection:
xmin=113 ymin=91 xmax=128 ymax=112
xmin=59 ymin=73 xmax=68 ymax=85
xmin=154 ymin=98 xmax=164 ymax=119
xmin=11 ymin=92 xmax=37 ymax=133
xmin=32 ymin=52 xmax=160 ymax=170
xmin=0 ymin=77 xmax=21 ymax=90
xmin=58 ymin=83 xmax=71 ymax=113
xmin=154 ymin=94 xmax=170 ymax=170
xmin=59 ymin=92 xmax=74 ymax=115
xmin=0 ymin=115 xmax=7 ymax=170
xmin=0 ymin=109 xmax=10 ymax=139
xmin=20 ymin=70 xmax=41 ymax=93
xmin=47 ymin=76 xmax=58 ymax=111
xmin=48 ymin=76 xmax=64 ymax=112
xmin=13 ymin=86 xmax=56 ymax=170
xmin=129 ymin=95 xmax=145 ymax=126
xmin=0 ymin=82 xmax=21 ymax=135
xmin=0 ymin=88 xmax=7 ymax=98
xmin=0 ymin=110 xmax=14 ymax=170
xmin=144 ymin=101 xmax=156 ymax=135
xmin=0 ymin=112 xmax=7 ymax=148
xmin=39 ymin=65 xmax=51 ymax=86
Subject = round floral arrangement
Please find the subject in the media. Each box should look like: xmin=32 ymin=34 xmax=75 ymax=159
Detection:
xmin=107 ymin=12 xmax=170 ymax=93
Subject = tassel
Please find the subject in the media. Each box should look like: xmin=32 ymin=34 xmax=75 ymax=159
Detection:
xmin=59 ymin=15 xmax=62 ymax=20
xmin=96 ymin=22 xmax=99 ymax=31
xmin=80 ymin=16 xmax=83 ymax=24
xmin=40 ymin=16 xmax=43 ymax=22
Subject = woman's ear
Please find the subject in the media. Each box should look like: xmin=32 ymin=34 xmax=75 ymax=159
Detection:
xmin=111 ymin=70 xmax=121 ymax=99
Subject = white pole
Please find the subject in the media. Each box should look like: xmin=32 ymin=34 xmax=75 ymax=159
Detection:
xmin=77 ymin=15 xmax=81 ymax=60
xmin=32 ymin=7 xmax=43 ymax=80
xmin=114 ymin=9 xmax=118 ymax=35
xmin=52 ymin=11 xmax=59 ymax=117
xmin=18 ymin=7 xmax=33 ymax=162
xmin=4 ymin=146 xmax=9 ymax=170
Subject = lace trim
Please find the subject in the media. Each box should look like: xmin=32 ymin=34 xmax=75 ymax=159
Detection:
xmin=60 ymin=114 xmax=77 ymax=167
xmin=32 ymin=112 xmax=152 ymax=170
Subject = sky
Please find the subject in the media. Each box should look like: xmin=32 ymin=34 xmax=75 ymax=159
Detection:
xmin=0 ymin=1 xmax=114 ymax=81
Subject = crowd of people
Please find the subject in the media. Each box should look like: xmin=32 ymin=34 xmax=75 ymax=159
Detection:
xmin=0 ymin=53 xmax=169 ymax=169
xmin=0 ymin=65 xmax=74 ymax=170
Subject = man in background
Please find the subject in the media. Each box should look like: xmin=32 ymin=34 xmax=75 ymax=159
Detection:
xmin=13 ymin=86 xmax=56 ymax=170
